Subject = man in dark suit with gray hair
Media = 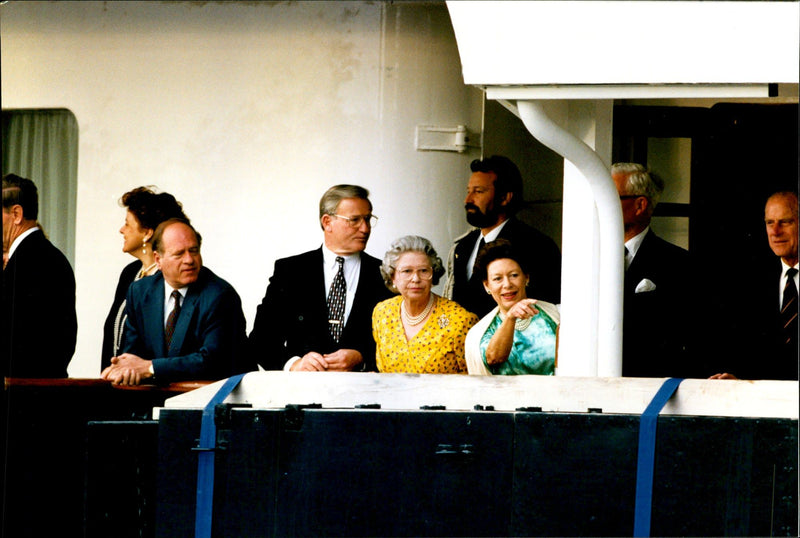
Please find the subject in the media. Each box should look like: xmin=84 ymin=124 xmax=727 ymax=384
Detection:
xmin=612 ymin=162 xmax=695 ymax=378
xmin=2 ymin=173 xmax=77 ymax=378
xmin=248 ymin=184 xmax=391 ymax=372
xmin=711 ymin=190 xmax=798 ymax=381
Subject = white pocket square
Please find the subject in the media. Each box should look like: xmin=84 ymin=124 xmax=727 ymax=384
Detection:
xmin=635 ymin=278 xmax=656 ymax=293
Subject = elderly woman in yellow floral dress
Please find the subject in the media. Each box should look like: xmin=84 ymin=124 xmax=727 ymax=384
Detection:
xmin=372 ymin=236 xmax=478 ymax=373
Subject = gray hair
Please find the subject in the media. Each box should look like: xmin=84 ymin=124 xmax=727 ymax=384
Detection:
xmin=380 ymin=235 xmax=445 ymax=292
xmin=611 ymin=162 xmax=664 ymax=212
xmin=766 ymin=191 xmax=799 ymax=219
xmin=318 ymin=184 xmax=372 ymax=229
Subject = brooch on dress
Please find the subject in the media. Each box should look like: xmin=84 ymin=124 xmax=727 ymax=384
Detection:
xmin=438 ymin=315 xmax=450 ymax=329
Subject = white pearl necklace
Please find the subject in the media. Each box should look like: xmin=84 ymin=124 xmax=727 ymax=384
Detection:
xmin=401 ymin=295 xmax=435 ymax=326
xmin=500 ymin=312 xmax=532 ymax=331
xmin=137 ymin=262 xmax=158 ymax=280
xmin=514 ymin=317 xmax=532 ymax=331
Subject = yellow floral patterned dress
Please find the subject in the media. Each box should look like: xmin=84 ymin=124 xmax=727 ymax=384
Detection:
xmin=372 ymin=294 xmax=478 ymax=373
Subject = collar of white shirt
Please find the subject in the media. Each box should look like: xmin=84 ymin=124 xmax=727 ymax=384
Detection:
xmin=466 ymin=219 xmax=510 ymax=279
xmin=624 ymin=225 xmax=650 ymax=263
xmin=480 ymin=218 xmax=509 ymax=244
xmin=7 ymin=226 xmax=40 ymax=260
xmin=779 ymin=259 xmax=800 ymax=307
xmin=322 ymin=244 xmax=361 ymax=290
xmin=163 ymin=285 xmax=188 ymax=326
xmin=780 ymin=259 xmax=799 ymax=276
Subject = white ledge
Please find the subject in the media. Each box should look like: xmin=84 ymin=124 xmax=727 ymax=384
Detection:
xmin=157 ymin=371 xmax=798 ymax=420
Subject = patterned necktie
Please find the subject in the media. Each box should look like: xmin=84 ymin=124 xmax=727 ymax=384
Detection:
xmin=780 ymin=268 xmax=798 ymax=345
xmin=165 ymin=290 xmax=182 ymax=350
xmin=327 ymin=256 xmax=346 ymax=343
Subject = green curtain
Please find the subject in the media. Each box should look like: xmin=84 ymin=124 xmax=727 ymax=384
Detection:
xmin=1 ymin=109 xmax=78 ymax=266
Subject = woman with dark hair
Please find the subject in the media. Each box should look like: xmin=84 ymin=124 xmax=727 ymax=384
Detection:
xmin=101 ymin=186 xmax=188 ymax=369
xmin=372 ymin=235 xmax=477 ymax=373
xmin=465 ymin=239 xmax=559 ymax=376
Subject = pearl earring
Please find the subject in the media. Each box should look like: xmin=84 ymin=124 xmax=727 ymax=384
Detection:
xmin=142 ymin=242 xmax=147 ymax=255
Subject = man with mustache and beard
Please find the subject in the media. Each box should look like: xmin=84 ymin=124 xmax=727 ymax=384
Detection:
xmin=444 ymin=156 xmax=561 ymax=318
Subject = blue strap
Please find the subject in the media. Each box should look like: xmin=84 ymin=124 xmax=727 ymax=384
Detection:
xmin=194 ymin=374 xmax=246 ymax=538
xmin=633 ymin=377 xmax=683 ymax=537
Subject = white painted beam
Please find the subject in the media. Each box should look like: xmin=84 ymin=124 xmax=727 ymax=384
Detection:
xmin=487 ymin=84 xmax=773 ymax=101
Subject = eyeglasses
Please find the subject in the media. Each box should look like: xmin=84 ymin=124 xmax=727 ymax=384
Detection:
xmin=619 ymin=194 xmax=643 ymax=200
xmin=396 ymin=267 xmax=434 ymax=281
xmin=332 ymin=214 xmax=378 ymax=228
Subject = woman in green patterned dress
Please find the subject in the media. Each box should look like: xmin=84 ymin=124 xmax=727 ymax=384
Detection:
xmin=465 ymin=239 xmax=559 ymax=375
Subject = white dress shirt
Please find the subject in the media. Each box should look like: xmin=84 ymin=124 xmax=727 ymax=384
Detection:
xmin=466 ymin=219 xmax=510 ymax=280
xmin=624 ymin=226 xmax=650 ymax=270
xmin=321 ymin=244 xmax=361 ymax=323
xmin=162 ymin=285 xmax=187 ymax=327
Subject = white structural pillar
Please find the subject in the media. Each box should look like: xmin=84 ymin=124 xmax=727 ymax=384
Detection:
xmin=517 ymin=100 xmax=622 ymax=377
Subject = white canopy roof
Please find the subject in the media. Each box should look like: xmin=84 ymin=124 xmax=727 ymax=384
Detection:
xmin=448 ymin=1 xmax=799 ymax=98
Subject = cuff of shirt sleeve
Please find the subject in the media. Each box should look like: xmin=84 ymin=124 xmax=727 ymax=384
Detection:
xmin=284 ymin=356 xmax=301 ymax=372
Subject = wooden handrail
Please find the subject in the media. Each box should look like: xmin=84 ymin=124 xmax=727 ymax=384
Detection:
xmin=4 ymin=377 xmax=212 ymax=393
xmin=110 ymin=380 xmax=214 ymax=393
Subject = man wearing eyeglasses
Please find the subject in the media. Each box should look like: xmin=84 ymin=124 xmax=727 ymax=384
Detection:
xmin=612 ymin=162 xmax=695 ymax=378
xmin=248 ymin=184 xmax=392 ymax=372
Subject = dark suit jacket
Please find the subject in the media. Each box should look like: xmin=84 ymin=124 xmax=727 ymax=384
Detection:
xmin=121 ymin=266 xmax=248 ymax=382
xmin=716 ymin=258 xmax=798 ymax=380
xmin=248 ymin=247 xmax=392 ymax=372
xmin=101 ymin=260 xmax=140 ymax=370
xmin=2 ymin=230 xmax=77 ymax=378
xmin=622 ymin=229 xmax=695 ymax=378
xmin=450 ymin=217 xmax=561 ymax=317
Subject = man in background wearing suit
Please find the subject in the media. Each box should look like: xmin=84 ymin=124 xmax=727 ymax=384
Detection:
xmin=2 ymin=173 xmax=77 ymax=378
xmin=711 ymin=191 xmax=798 ymax=381
xmin=613 ymin=163 xmax=696 ymax=378
xmin=444 ymin=155 xmax=561 ymax=318
xmin=101 ymin=218 xmax=248 ymax=385
xmin=248 ymin=184 xmax=391 ymax=372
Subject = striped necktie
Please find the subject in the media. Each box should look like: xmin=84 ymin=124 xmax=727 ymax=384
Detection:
xmin=780 ymin=268 xmax=798 ymax=345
